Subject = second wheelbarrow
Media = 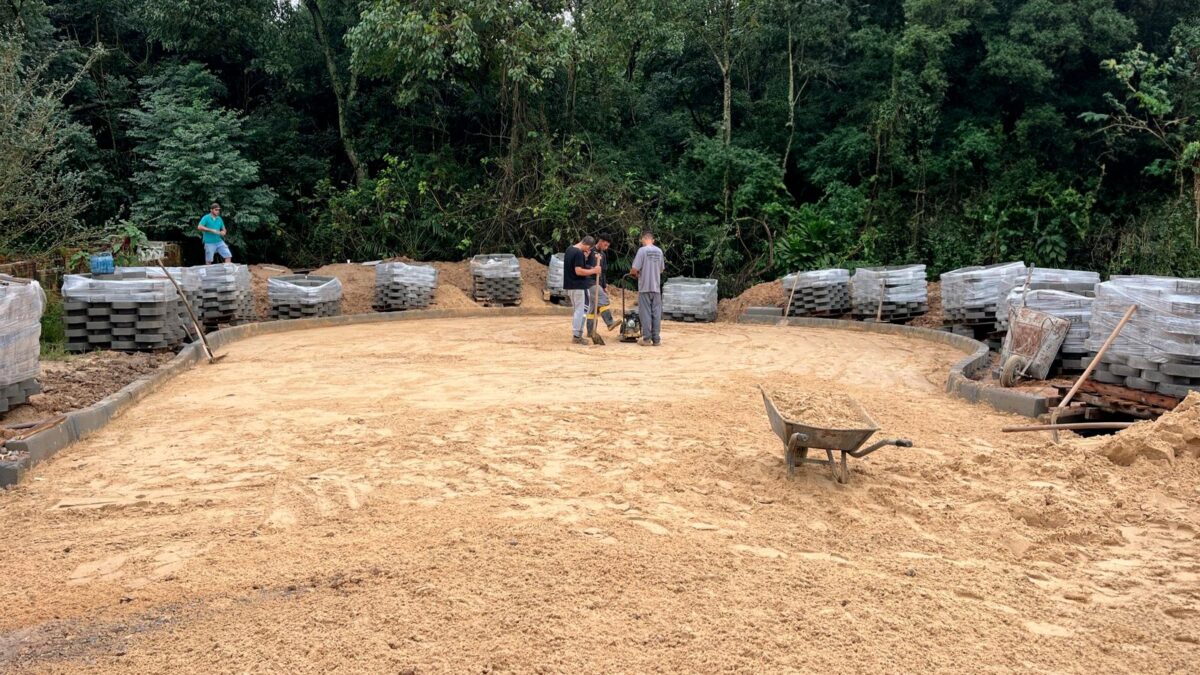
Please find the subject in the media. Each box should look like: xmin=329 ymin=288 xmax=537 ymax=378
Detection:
xmin=759 ymin=386 xmax=912 ymax=484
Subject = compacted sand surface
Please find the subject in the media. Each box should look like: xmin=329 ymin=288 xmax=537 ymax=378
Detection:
xmin=1 ymin=317 xmax=1197 ymax=673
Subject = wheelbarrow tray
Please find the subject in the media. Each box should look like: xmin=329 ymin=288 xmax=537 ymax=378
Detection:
xmin=760 ymin=387 xmax=879 ymax=451
xmin=1000 ymin=306 xmax=1071 ymax=382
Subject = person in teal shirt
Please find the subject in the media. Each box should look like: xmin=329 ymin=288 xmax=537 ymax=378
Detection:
xmin=198 ymin=202 xmax=233 ymax=263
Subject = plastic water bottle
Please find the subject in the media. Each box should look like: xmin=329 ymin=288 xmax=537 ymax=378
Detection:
xmin=89 ymin=252 xmax=115 ymax=275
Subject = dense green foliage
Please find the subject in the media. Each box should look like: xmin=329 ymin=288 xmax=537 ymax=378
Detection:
xmin=3 ymin=0 xmax=1200 ymax=291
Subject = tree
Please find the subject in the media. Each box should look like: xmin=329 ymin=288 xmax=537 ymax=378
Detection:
xmin=0 ymin=34 xmax=100 ymax=255
xmin=299 ymin=0 xmax=367 ymax=185
xmin=124 ymin=63 xmax=277 ymax=243
xmin=1085 ymin=23 xmax=1200 ymax=243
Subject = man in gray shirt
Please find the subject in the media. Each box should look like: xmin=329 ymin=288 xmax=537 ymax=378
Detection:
xmin=630 ymin=230 xmax=665 ymax=346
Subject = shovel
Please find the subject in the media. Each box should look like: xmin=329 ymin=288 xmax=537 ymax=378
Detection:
xmin=588 ymin=273 xmax=606 ymax=346
xmin=156 ymin=260 xmax=227 ymax=364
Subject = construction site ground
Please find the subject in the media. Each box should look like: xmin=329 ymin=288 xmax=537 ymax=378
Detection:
xmin=1 ymin=317 xmax=1197 ymax=673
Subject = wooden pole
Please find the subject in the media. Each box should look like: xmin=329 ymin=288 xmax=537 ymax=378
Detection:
xmin=155 ymin=260 xmax=224 ymax=364
xmin=875 ymin=279 xmax=885 ymax=322
xmin=1002 ymin=421 xmax=1134 ymax=433
xmin=1051 ymin=304 xmax=1137 ymax=441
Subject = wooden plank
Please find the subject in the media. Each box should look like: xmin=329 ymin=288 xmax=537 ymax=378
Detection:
xmin=1078 ymin=380 xmax=1182 ymax=411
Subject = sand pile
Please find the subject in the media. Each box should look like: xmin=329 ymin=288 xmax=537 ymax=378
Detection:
xmin=249 ymin=264 xmax=291 ymax=319
xmin=718 ymin=280 xmax=783 ymax=322
xmin=911 ymin=280 xmax=943 ymax=328
xmin=1091 ymin=392 xmax=1200 ymax=465
xmin=766 ymin=389 xmax=866 ymax=428
xmin=311 ymin=263 xmax=376 ymax=314
xmin=518 ymin=258 xmax=551 ymax=306
xmin=429 ymin=261 xmax=473 ymax=296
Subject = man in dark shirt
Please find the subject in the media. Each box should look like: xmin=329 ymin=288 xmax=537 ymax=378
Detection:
xmin=587 ymin=233 xmax=618 ymax=332
xmin=563 ymin=236 xmax=602 ymax=344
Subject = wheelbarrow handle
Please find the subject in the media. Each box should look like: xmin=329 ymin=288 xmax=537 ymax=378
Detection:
xmin=848 ymin=438 xmax=912 ymax=458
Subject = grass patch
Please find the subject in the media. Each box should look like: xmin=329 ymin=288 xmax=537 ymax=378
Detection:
xmin=39 ymin=290 xmax=71 ymax=360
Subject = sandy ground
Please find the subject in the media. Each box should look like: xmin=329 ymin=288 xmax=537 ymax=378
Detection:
xmin=0 ymin=317 xmax=1197 ymax=673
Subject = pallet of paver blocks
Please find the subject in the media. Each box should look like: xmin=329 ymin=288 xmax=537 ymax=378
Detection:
xmin=470 ymin=254 xmax=522 ymax=305
xmin=269 ymin=274 xmax=343 ymax=320
xmin=62 ymin=271 xmax=193 ymax=352
xmin=1085 ymin=275 xmax=1200 ymax=399
xmin=118 ymin=266 xmax=203 ymax=343
xmin=996 ymin=268 xmax=1100 ymax=330
xmin=0 ymin=275 xmax=44 ymax=413
xmin=663 ymin=277 xmax=718 ymax=322
xmin=545 ymin=253 xmax=567 ymax=304
xmin=940 ymin=262 xmax=1025 ymax=327
xmin=782 ymin=269 xmax=850 ymax=317
xmin=194 ymin=263 xmax=254 ymax=327
xmin=373 ymin=262 xmax=438 ymax=311
xmin=851 ymin=265 xmax=928 ymax=322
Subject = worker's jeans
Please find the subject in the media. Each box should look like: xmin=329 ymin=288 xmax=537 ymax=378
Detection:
xmin=568 ymin=289 xmax=587 ymax=337
xmin=639 ymin=291 xmax=662 ymax=343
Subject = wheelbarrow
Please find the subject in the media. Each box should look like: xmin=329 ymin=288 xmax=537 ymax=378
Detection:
xmin=998 ymin=306 xmax=1071 ymax=387
xmin=759 ymin=386 xmax=912 ymax=484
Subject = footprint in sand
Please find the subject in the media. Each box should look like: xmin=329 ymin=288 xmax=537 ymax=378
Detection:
xmin=1024 ymin=621 xmax=1073 ymax=638
xmin=630 ymin=519 xmax=671 ymax=536
xmin=731 ymin=544 xmax=787 ymax=559
xmin=69 ymin=552 xmax=133 ymax=585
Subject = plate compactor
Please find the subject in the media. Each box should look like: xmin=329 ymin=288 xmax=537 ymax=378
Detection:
xmin=619 ymin=275 xmax=641 ymax=343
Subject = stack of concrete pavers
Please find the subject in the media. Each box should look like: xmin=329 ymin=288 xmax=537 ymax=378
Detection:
xmin=1086 ymin=276 xmax=1200 ymax=398
xmin=997 ymin=268 xmax=1100 ymax=330
xmin=1004 ymin=289 xmax=1095 ymax=373
xmin=663 ymin=277 xmax=718 ymax=322
xmin=373 ymin=262 xmax=438 ymax=311
xmin=268 ymin=274 xmax=343 ymax=320
xmin=0 ymin=275 xmax=45 ymax=413
xmin=194 ymin=264 xmax=254 ymax=328
xmin=782 ymin=269 xmax=850 ymax=317
xmin=545 ymin=253 xmax=567 ymax=304
xmin=851 ymin=265 xmax=928 ymax=323
xmin=470 ymin=254 xmax=522 ymax=305
xmin=117 ymin=266 xmax=202 ymax=343
xmin=62 ymin=271 xmax=189 ymax=352
xmin=940 ymin=262 xmax=1025 ymax=328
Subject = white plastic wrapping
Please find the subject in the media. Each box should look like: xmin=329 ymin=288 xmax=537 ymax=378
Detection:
xmin=0 ymin=277 xmax=45 ymax=387
xmin=268 ymin=275 xmax=343 ymax=305
xmin=1085 ymin=275 xmax=1200 ymax=359
xmin=547 ymin=253 xmax=564 ymax=291
xmin=940 ymin=261 xmax=1026 ymax=310
xmin=62 ymin=273 xmax=179 ymax=303
xmin=851 ymin=265 xmax=928 ymax=304
xmin=375 ymin=262 xmax=438 ymax=289
xmin=195 ymin=263 xmax=251 ymax=291
xmin=470 ymin=254 xmax=520 ymax=279
xmin=663 ymin=277 xmax=718 ymax=317
xmin=782 ymin=268 xmax=850 ymax=290
xmin=116 ymin=266 xmax=201 ymax=293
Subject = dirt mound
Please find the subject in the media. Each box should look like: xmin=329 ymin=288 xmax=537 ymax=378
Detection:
xmin=429 ymin=261 xmax=473 ymax=297
xmin=911 ymin=280 xmax=943 ymax=328
xmin=249 ymin=264 xmax=291 ymax=319
xmin=717 ymin=280 xmax=783 ymax=322
xmin=310 ymin=263 xmax=377 ymax=314
xmin=1092 ymin=392 xmax=1200 ymax=464
xmin=518 ymin=257 xmax=552 ymax=306
xmin=1 ymin=351 xmax=173 ymax=426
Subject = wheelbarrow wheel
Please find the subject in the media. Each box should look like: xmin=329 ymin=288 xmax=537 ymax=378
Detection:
xmin=999 ymin=354 xmax=1029 ymax=388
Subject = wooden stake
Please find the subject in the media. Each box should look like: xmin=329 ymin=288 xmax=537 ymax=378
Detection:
xmin=1002 ymin=421 xmax=1134 ymax=433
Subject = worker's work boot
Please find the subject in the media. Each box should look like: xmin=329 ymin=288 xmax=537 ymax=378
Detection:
xmin=572 ymin=336 xmax=588 ymax=345
xmin=639 ymin=339 xmax=653 ymax=346
xmin=600 ymin=305 xmax=618 ymax=331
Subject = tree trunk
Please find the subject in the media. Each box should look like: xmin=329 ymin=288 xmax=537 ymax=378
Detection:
xmin=782 ymin=21 xmax=795 ymax=172
xmin=1193 ymin=163 xmax=1200 ymax=247
xmin=303 ymin=0 xmax=366 ymax=185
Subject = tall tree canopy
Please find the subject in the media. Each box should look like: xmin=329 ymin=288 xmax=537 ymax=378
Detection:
xmin=4 ymin=0 xmax=1200 ymax=287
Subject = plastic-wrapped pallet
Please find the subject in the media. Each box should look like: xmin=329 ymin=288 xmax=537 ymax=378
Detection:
xmin=662 ymin=277 xmax=718 ymax=322
xmin=997 ymin=268 xmax=1100 ymax=330
xmin=268 ymin=274 xmax=343 ymax=320
xmin=117 ymin=266 xmax=203 ymax=339
xmin=373 ymin=262 xmax=438 ymax=311
xmin=62 ymin=272 xmax=189 ymax=351
xmin=546 ymin=253 xmax=566 ymax=303
xmin=470 ymin=254 xmax=522 ymax=305
xmin=0 ymin=276 xmax=45 ymax=413
xmin=194 ymin=263 xmax=254 ymax=327
xmin=850 ymin=265 xmax=928 ymax=322
xmin=940 ymin=262 xmax=1025 ymax=326
xmin=782 ymin=269 xmax=850 ymax=317
xmin=1085 ymin=275 xmax=1200 ymax=398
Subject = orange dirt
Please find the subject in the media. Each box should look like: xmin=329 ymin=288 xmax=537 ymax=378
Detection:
xmin=911 ymin=280 xmax=944 ymax=328
xmin=310 ymin=263 xmax=377 ymax=314
xmin=249 ymin=264 xmax=291 ymax=319
xmin=1 ymin=317 xmax=1196 ymax=673
xmin=717 ymin=279 xmax=784 ymax=322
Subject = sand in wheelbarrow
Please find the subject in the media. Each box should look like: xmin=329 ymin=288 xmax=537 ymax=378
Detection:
xmin=768 ymin=389 xmax=867 ymax=429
